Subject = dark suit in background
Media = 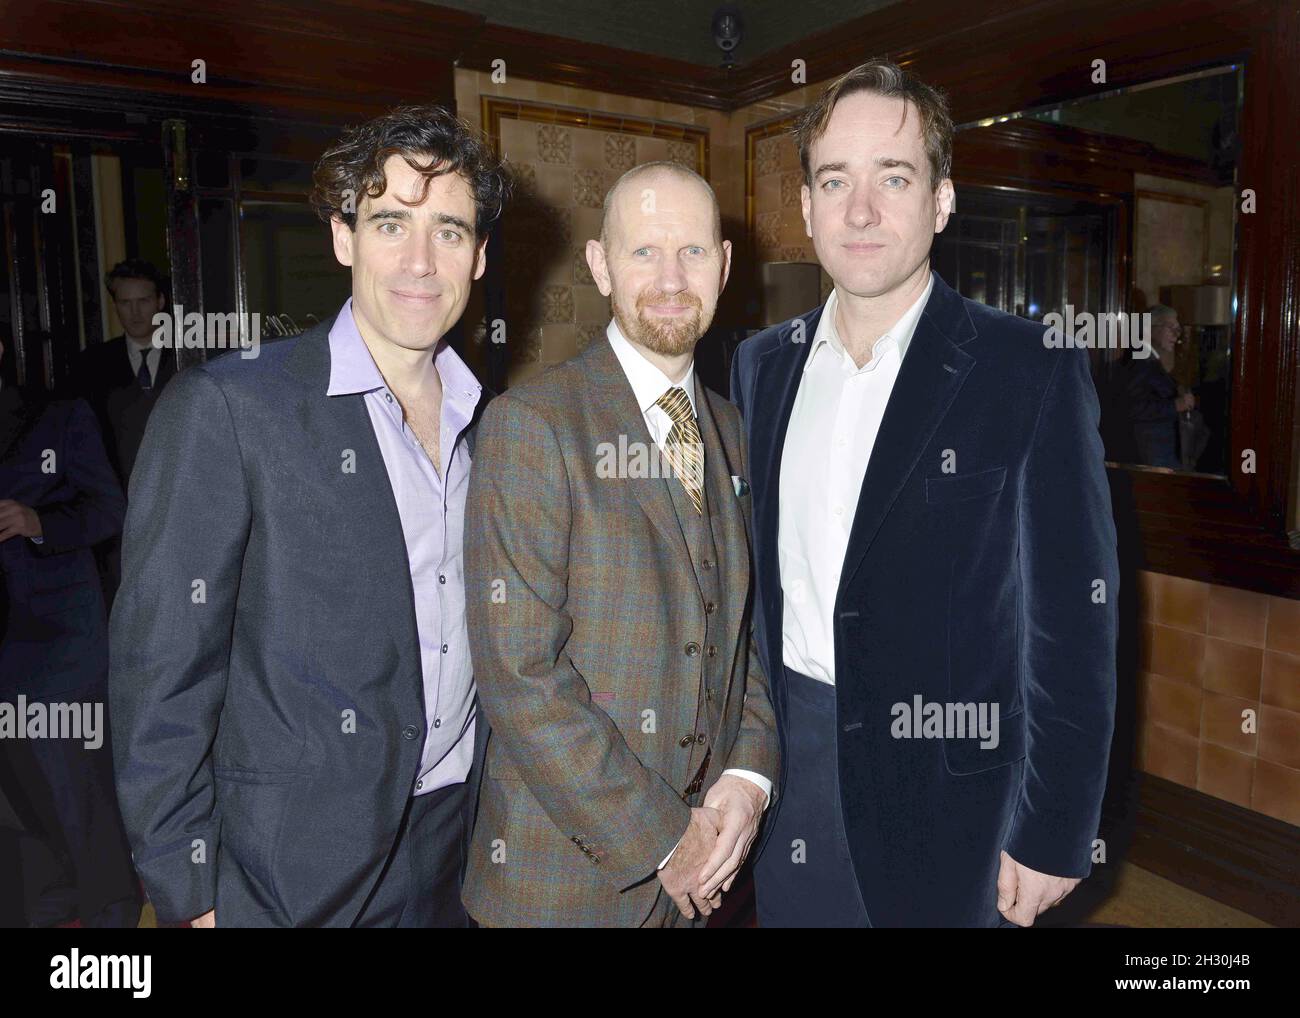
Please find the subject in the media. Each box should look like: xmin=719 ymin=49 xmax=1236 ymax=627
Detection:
xmin=732 ymin=272 xmax=1118 ymax=927
xmin=0 ymin=384 xmax=139 ymax=926
xmin=68 ymin=335 xmax=176 ymax=604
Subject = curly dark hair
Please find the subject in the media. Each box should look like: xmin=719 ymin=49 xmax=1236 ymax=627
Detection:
xmin=311 ymin=105 xmax=510 ymax=238
xmin=104 ymin=258 xmax=166 ymax=297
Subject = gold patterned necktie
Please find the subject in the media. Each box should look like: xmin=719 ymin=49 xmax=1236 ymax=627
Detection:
xmin=654 ymin=386 xmax=704 ymax=515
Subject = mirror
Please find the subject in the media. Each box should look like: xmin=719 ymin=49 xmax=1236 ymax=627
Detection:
xmin=943 ymin=65 xmax=1242 ymax=478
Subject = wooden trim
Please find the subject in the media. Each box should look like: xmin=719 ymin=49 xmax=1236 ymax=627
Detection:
xmin=455 ymin=23 xmax=733 ymax=112
xmin=1107 ymin=772 xmax=1300 ymax=926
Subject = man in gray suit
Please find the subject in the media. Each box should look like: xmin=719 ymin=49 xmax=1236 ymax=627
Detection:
xmin=109 ymin=106 xmax=507 ymax=927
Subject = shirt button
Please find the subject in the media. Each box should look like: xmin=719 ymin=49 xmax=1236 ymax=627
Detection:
xmin=433 ymin=718 xmax=441 ymax=729
xmin=833 ymin=505 xmax=844 ymax=516
xmin=402 ymin=725 xmax=419 ymax=740
xmin=441 ymin=644 xmax=449 ymax=654
xmin=416 ymin=780 xmax=424 ymax=790
xmin=385 ymin=393 xmax=393 ymax=403
xmin=701 ymin=559 xmax=713 ymax=569
xmin=685 ymin=642 xmax=700 ymax=657
xmin=837 ymin=436 xmax=848 ymax=447
xmin=704 ymin=602 xmax=716 ymax=614
xmin=706 ymin=645 xmax=717 ymax=658
xmin=679 ymin=734 xmax=694 ymax=747
xmin=439 ymin=574 xmax=446 ymax=584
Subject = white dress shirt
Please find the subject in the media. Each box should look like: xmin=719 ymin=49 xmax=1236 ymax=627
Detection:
xmin=605 ymin=321 xmax=772 ymax=868
xmin=778 ymin=274 xmax=934 ymax=685
xmin=125 ymin=339 xmax=162 ymax=387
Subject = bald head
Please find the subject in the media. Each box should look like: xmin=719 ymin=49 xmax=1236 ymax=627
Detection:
xmin=585 ymin=160 xmax=731 ymax=362
xmin=600 ymin=161 xmax=721 ymax=249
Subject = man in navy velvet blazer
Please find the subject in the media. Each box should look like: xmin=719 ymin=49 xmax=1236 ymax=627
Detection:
xmin=731 ymin=59 xmax=1118 ymax=927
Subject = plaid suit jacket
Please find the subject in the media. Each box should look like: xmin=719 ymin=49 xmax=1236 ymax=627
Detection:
xmin=461 ymin=336 xmax=779 ymax=927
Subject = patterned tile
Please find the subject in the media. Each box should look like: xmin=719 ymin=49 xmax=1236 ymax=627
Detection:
xmin=573 ymin=248 xmax=594 ymax=285
xmin=577 ymin=322 xmax=606 ymax=350
xmin=508 ymin=160 xmax=537 ymax=193
xmin=573 ymin=169 xmax=603 ymax=209
xmin=667 ymin=140 xmax=697 ymax=169
xmin=604 ymin=134 xmax=635 ymax=173
xmin=537 ymin=125 xmax=572 ymax=165
xmin=780 ymin=170 xmax=803 ymax=208
xmin=542 ymin=285 xmax=574 ymax=324
xmin=755 ymin=136 xmax=782 ymax=176
xmin=756 ymin=210 xmax=781 ymax=250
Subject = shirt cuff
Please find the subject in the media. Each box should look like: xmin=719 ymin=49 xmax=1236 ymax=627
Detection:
xmin=722 ymin=768 xmax=772 ymax=810
xmin=658 ymin=834 xmax=685 ymax=871
xmin=657 ymin=770 xmax=774 ymax=871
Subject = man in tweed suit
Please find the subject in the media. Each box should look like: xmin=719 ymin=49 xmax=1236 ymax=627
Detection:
xmin=463 ymin=162 xmax=778 ymax=927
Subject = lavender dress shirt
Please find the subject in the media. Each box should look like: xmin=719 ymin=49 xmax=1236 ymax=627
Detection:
xmin=327 ymin=299 xmax=481 ymax=797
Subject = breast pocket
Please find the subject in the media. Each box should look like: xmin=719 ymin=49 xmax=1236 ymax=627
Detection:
xmin=925 ymin=466 xmax=1007 ymax=504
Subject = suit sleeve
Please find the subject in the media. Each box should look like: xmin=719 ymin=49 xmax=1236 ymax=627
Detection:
xmin=31 ymin=399 xmax=124 ymax=555
xmin=721 ymin=397 xmax=779 ymax=790
xmin=465 ymin=395 xmax=692 ymax=891
xmin=108 ymin=367 xmax=252 ymax=923
xmin=1005 ymin=345 xmax=1118 ymax=878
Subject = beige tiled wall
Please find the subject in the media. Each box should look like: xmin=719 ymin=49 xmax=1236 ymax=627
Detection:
xmin=1137 ymin=571 xmax=1300 ymax=825
xmin=454 ymin=68 xmax=731 ymax=386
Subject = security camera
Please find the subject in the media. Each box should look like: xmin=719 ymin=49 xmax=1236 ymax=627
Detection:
xmin=712 ymin=6 xmax=743 ymax=67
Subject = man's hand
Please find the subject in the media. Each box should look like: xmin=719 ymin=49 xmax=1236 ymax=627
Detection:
xmin=0 ymin=500 xmax=41 ymax=543
xmin=658 ymin=806 xmax=723 ymax=919
xmin=697 ymin=774 xmax=766 ymax=899
xmin=189 ymin=910 xmax=215 ymax=928
xmin=996 ymin=850 xmax=1080 ymax=926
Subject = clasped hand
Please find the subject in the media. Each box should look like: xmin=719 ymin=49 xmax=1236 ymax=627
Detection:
xmin=657 ymin=775 xmax=766 ymax=919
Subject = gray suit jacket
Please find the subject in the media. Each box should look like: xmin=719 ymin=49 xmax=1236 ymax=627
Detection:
xmin=109 ymin=320 xmax=489 ymax=926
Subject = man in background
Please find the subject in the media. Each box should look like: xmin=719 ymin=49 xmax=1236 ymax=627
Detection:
xmin=0 ymin=332 xmax=139 ymax=927
xmin=69 ymin=258 xmax=176 ymax=603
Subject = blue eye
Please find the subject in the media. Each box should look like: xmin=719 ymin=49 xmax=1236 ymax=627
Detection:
xmin=823 ymin=179 xmax=845 ymax=190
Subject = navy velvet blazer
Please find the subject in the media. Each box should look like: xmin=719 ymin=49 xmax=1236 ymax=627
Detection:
xmin=731 ymin=271 xmax=1118 ymax=927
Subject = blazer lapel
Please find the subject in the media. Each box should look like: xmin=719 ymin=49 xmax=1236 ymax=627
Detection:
xmin=581 ymin=338 xmax=693 ymax=572
xmin=835 ymin=275 xmax=977 ymax=600
xmin=282 ymin=327 xmax=422 ymax=688
xmin=749 ymin=308 xmax=820 ymax=681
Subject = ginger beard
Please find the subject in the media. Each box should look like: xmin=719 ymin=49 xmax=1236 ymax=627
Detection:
xmin=612 ymin=285 xmax=710 ymax=356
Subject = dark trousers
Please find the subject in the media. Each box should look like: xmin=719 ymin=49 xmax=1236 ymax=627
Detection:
xmin=355 ymin=780 xmax=472 ymax=928
xmin=0 ymin=689 xmax=141 ymax=928
xmin=753 ymin=667 xmax=870 ymax=928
